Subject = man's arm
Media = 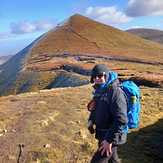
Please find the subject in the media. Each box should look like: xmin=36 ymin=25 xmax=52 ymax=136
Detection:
xmin=104 ymin=87 xmax=128 ymax=144
xmin=88 ymin=110 xmax=96 ymax=134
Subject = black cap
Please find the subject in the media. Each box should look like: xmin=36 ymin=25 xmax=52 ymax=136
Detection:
xmin=90 ymin=64 xmax=110 ymax=83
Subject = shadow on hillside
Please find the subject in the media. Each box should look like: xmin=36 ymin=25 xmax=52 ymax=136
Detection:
xmin=45 ymin=71 xmax=89 ymax=89
xmin=119 ymin=118 xmax=163 ymax=163
xmin=129 ymin=77 xmax=161 ymax=88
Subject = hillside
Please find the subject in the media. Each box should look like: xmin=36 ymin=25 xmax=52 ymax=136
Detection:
xmin=0 ymin=55 xmax=12 ymax=65
xmin=27 ymin=14 xmax=163 ymax=64
xmin=0 ymin=14 xmax=163 ymax=96
xmin=126 ymin=28 xmax=163 ymax=44
xmin=0 ymin=85 xmax=162 ymax=162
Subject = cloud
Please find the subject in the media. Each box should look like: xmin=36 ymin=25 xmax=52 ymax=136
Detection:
xmin=85 ymin=6 xmax=132 ymax=25
xmin=126 ymin=0 xmax=163 ymax=17
xmin=0 ymin=32 xmax=13 ymax=40
xmin=126 ymin=26 xmax=143 ymax=30
xmin=0 ymin=19 xmax=56 ymax=40
xmin=10 ymin=20 xmax=55 ymax=34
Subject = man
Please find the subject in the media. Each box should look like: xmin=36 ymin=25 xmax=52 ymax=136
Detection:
xmin=88 ymin=64 xmax=128 ymax=163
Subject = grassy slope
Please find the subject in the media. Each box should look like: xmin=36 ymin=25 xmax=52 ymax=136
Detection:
xmin=0 ymin=15 xmax=163 ymax=97
xmin=0 ymin=55 xmax=12 ymax=65
xmin=1 ymin=55 xmax=163 ymax=96
xmin=1 ymin=14 xmax=163 ymax=96
xmin=28 ymin=14 xmax=163 ymax=64
xmin=0 ymin=85 xmax=162 ymax=162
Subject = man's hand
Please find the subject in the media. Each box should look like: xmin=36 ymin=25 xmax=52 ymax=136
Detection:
xmin=88 ymin=125 xmax=95 ymax=134
xmin=98 ymin=140 xmax=112 ymax=157
xmin=87 ymin=99 xmax=95 ymax=111
xmin=87 ymin=121 xmax=95 ymax=134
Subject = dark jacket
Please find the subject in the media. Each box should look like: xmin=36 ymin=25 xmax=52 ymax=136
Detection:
xmin=89 ymin=79 xmax=128 ymax=145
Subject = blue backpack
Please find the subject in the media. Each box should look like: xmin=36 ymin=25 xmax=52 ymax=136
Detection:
xmin=120 ymin=81 xmax=141 ymax=129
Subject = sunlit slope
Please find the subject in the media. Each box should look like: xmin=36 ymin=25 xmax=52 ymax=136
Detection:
xmin=28 ymin=14 xmax=163 ymax=64
xmin=0 ymin=85 xmax=162 ymax=162
xmin=0 ymin=14 xmax=163 ymax=96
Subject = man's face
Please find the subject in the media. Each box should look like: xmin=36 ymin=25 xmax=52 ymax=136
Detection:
xmin=93 ymin=73 xmax=106 ymax=84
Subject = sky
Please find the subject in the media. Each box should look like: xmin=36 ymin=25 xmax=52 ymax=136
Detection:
xmin=1 ymin=0 xmax=163 ymax=56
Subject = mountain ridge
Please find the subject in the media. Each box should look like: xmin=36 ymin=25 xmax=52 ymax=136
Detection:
xmin=26 ymin=14 xmax=163 ymax=65
xmin=126 ymin=28 xmax=163 ymax=44
xmin=0 ymin=14 xmax=163 ymax=96
xmin=0 ymin=55 xmax=12 ymax=65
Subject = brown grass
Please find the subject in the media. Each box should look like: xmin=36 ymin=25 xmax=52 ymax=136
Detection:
xmin=26 ymin=14 xmax=163 ymax=65
xmin=0 ymin=85 xmax=162 ymax=162
xmin=1 ymin=14 xmax=163 ymax=97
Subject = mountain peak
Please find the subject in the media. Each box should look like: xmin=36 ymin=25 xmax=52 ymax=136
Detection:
xmin=55 ymin=14 xmax=92 ymax=30
xmin=67 ymin=13 xmax=99 ymax=27
xmin=69 ymin=13 xmax=84 ymax=18
xmin=26 ymin=13 xmax=163 ymax=65
xmin=1 ymin=13 xmax=163 ymax=96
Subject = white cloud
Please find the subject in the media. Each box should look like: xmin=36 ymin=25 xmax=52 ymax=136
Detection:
xmin=0 ymin=19 xmax=56 ymax=40
xmin=0 ymin=32 xmax=13 ymax=40
xmin=35 ymin=20 xmax=54 ymax=31
xmin=126 ymin=0 xmax=163 ymax=17
xmin=126 ymin=26 xmax=143 ymax=29
xmin=10 ymin=20 xmax=55 ymax=34
xmin=10 ymin=21 xmax=36 ymax=34
xmin=126 ymin=25 xmax=163 ymax=31
xmin=85 ymin=6 xmax=132 ymax=25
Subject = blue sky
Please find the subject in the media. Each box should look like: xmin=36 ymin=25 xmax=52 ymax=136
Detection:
xmin=1 ymin=0 xmax=163 ymax=56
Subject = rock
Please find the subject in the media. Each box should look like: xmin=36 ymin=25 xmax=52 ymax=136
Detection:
xmin=0 ymin=128 xmax=7 ymax=136
xmin=3 ymin=129 xmax=7 ymax=133
xmin=37 ymin=101 xmax=47 ymax=105
xmin=79 ymin=129 xmax=87 ymax=139
xmin=76 ymin=120 xmax=81 ymax=124
xmin=43 ymin=144 xmax=51 ymax=148
xmin=12 ymin=129 xmax=16 ymax=133
xmin=8 ymin=155 xmax=16 ymax=160
xmin=41 ymin=120 xmax=49 ymax=127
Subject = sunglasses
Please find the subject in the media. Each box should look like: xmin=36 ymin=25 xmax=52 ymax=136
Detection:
xmin=95 ymin=72 xmax=106 ymax=78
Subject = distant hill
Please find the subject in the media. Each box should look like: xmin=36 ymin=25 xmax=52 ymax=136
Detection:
xmin=0 ymin=14 xmax=163 ymax=96
xmin=126 ymin=28 xmax=163 ymax=44
xmin=0 ymin=55 xmax=12 ymax=65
